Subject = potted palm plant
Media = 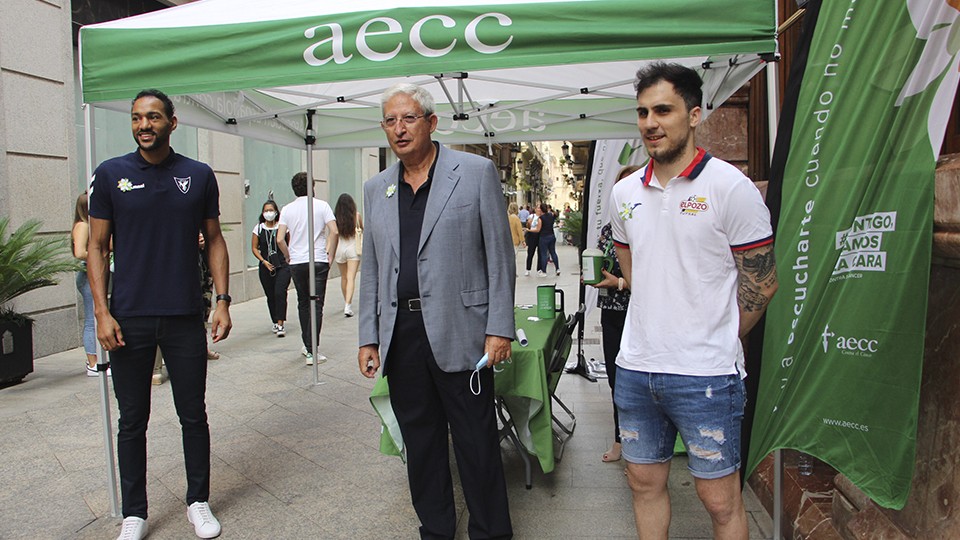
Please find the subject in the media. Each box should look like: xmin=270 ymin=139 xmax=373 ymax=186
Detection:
xmin=0 ymin=217 xmax=79 ymax=385
xmin=559 ymin=210 xmax=582 ymax=248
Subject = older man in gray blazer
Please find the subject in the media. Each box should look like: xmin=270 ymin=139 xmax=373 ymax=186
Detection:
xmin=358 ymin=83 xmax=515 ymax=539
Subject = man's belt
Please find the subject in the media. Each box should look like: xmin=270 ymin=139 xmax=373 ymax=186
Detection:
xmin=398 ymin=298 xmax=422 ymax=311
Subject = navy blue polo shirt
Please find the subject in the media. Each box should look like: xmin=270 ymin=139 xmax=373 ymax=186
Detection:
xmin=89 ymin=149 xmax=220 ymax=317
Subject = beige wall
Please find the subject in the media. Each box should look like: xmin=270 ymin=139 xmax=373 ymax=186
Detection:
xmin=1 ymin=1 xmax=373 ymax=359
xmin=1 ymin=0 xmax=80 ymax=356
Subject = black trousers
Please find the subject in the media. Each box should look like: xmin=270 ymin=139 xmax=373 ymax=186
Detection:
xmin=290 ymin=262 xmax=329 ymax=349
xmin=110 ymin=314 xmax=209 ymax=519
xmin=258 ymin=263 xmax=291 ymax=324
xmin=386 ymin=309 xmax=513 ymax=540
xmin=524 ymin=232 xmax=539 ymax=271
xmin=600 ymin=308 xmax=627 ymax=443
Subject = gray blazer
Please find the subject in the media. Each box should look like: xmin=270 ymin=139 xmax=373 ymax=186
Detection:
xmin=358 ymin=145 xmax=516 ymax=373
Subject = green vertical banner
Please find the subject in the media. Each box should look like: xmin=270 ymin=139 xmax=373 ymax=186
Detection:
xmin=748 ymin=0 xmax=960 ymax=509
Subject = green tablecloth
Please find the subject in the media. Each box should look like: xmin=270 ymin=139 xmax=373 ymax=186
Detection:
xmin=369 ymin=307 xmax=565 ymax=474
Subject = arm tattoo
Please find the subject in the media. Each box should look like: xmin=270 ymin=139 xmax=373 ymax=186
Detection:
xmin=735 ymin=246 xmax=777 ymax=312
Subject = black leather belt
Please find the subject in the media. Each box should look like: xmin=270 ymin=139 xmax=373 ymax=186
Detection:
xmin=398 ymin=298 xmax=422 ymax=311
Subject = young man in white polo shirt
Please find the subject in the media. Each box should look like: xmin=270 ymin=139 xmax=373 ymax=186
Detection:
xmin=278 ymin=172 xmax=339 ymax=365
xmin=610 ymin=62 xmax=779 ymax=539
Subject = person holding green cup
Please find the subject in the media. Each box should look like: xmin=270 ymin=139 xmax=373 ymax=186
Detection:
xmin=586 ymin=164 xmax=640 ymax=463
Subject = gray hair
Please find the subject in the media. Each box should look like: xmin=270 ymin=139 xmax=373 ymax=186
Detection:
xmin=381 ymin=83 xmax=435 ymax=117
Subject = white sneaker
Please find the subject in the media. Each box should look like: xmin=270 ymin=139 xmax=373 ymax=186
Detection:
xmin=524 ymin=270 xmax=530 ymax=276
xmin=117 ymin=516 xmax=147 ymax=540
xmin=556 ymin=270 xmax=562 ymax=276
xmin=537 ymin=271 xmax=547 ymax=277
xmin=187 ymin=501 xmax=221 ymax=539
xmin=344 ymin=304 xmax=354 ymax=317
xmin=271 ymin=323 xmax=279 ymax=334
xmin=305 ymin=352 xmax=327 ymax=366
xmin=301 ymin=345 xmax=309 ymax=356
xmin=88 ymin=365 xmax=112 ymax=377
xmin=276 ymin=325 xmax=285 ymax=337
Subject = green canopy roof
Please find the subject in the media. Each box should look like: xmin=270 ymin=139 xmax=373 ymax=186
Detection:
xmin=80 ymin=0 xmax=776 ymax=148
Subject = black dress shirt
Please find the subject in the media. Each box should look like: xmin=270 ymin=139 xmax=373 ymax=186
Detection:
xmin=397 ymin=142 xmax=440 ymax=301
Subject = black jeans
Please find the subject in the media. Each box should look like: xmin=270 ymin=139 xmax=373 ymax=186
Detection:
xmin=524 ymin=232 xmax=539 ymax=271
xmin=386 ymin=309 xmax=513 ymax=540
xmin=110 ymin=314 xmax=209 ymax=519
xmin=600 ymin=308 xmax=627 ymax=443
xmin=258 ymin=263 xmax=291 ymax=324
xmin=290 ymin=262 xmax=329 ymax=350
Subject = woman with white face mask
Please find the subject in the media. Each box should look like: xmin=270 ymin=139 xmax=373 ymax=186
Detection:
xmin=251 ymin=200 xmax=291 ymax=336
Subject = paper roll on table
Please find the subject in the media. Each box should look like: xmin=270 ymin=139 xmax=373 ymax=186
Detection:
xmin=516 ymin=328 xmax=528 ymax=347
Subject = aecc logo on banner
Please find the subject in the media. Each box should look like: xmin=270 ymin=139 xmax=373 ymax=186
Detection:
xmin=821 ymin=324 xmax=879 ymax=357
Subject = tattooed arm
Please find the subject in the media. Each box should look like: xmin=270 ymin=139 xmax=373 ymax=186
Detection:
xmin=733 ymin=243 xmax=778 ymax=338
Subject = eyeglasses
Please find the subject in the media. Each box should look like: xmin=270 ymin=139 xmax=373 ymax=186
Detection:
xmin=381 ymin=114 xmax=425 ymax=128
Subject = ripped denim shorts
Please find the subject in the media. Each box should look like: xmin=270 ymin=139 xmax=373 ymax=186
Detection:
xmin=614 ymin=368 xmax=745 ymax=479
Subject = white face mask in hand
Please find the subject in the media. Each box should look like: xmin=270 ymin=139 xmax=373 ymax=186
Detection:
xmin=469 ymin=353 xmax=489 ymax=396
xmin=263 ymin=211 xmax=277 ymax=221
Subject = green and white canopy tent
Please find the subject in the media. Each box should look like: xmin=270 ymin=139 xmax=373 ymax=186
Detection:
xmin=80 ymin=0 xmax=777 ymax=149
xmin=79 ymin=0 xmax=777 ymax=518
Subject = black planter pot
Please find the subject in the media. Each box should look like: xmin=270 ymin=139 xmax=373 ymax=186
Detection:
xmin=0 ymin=319 xmax=33 ymax=386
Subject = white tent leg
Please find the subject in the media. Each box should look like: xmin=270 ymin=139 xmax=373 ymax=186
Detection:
xmin=305 ymin=110 xmax=324 ymax=387
xmin=86 ymin=103 xmax=121 ymax=518
xmin=766 ymin=61 xmax=780 ymax=164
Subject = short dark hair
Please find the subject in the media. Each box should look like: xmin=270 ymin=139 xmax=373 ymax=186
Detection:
xmin=133 ymin=89 xmax=175 ymax=119
xmin=634 ymin=62 xmax=703 ymax=112
xmin=291 ymin=172 xmax=309 ymax=197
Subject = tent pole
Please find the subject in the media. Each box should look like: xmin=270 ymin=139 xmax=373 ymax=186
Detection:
xmin=766 ymin=62 xmax=780 ymax=165
xmin=86 ymin=103 xmax=121 ymax=518
xmin=765 ymin=57 xmax=782 ymax=540
xmin=566 ymin=141 xmax=596 ymax=383
xmin=305 ymin=109 xmax=324 ymax=387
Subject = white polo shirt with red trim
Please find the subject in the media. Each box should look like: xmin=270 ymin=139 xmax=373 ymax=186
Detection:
xmin=609 ymin=148 xmax=773 ymax=377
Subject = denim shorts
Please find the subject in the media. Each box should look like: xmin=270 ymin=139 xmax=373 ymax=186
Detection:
xmin=614 ymin=368 xmax=745 ymax=479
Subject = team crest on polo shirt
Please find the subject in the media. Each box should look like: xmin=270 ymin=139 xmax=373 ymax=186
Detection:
xmin=174 ymin=176 xmax=191 ymax=194
xmin=679 ymin=195 xmax=709 ymax=216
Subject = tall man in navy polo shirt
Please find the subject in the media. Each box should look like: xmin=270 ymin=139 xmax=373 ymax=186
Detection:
xmin=609 ymin=63 xmax=779 ymax=539
xmin=88 ymin=89 xmax=230 ymax=540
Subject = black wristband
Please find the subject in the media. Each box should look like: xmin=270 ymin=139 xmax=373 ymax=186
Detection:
xmin=215 ymin=293 xmax=232 ymax=304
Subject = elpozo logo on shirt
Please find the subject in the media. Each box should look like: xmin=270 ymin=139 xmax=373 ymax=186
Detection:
xmin=174 ymin=176 xmax=191 ymax=194
xmin=679 ymin=195 xmax=708 ymax=216
xmin=117 ymin=178 xmax=144 ymax=192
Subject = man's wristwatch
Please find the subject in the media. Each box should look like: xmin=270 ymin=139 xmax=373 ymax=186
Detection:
xmin=215 ymin=293 xmax=232 ymax=304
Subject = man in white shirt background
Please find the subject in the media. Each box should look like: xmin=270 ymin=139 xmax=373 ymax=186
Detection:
xmin=278 ymin=172 xmax=339 ymax=365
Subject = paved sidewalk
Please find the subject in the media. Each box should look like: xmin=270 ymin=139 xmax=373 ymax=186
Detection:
xmin=0 ymin=244 xmax=771 ymax=539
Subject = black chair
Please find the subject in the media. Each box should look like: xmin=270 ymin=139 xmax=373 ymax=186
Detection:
xmin=495 ymin=396 xmax=533 ymax=489
xmin=546 ymin=307 xmax=582 ymax=457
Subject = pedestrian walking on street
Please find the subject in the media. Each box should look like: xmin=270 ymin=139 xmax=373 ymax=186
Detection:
xmin=278 ymin=172 xmax=339 ymax=365
xmin=333 ymin=193 xmax=362 ymax=318
xmin=251 ymin=200 xmax=290 ymax=337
